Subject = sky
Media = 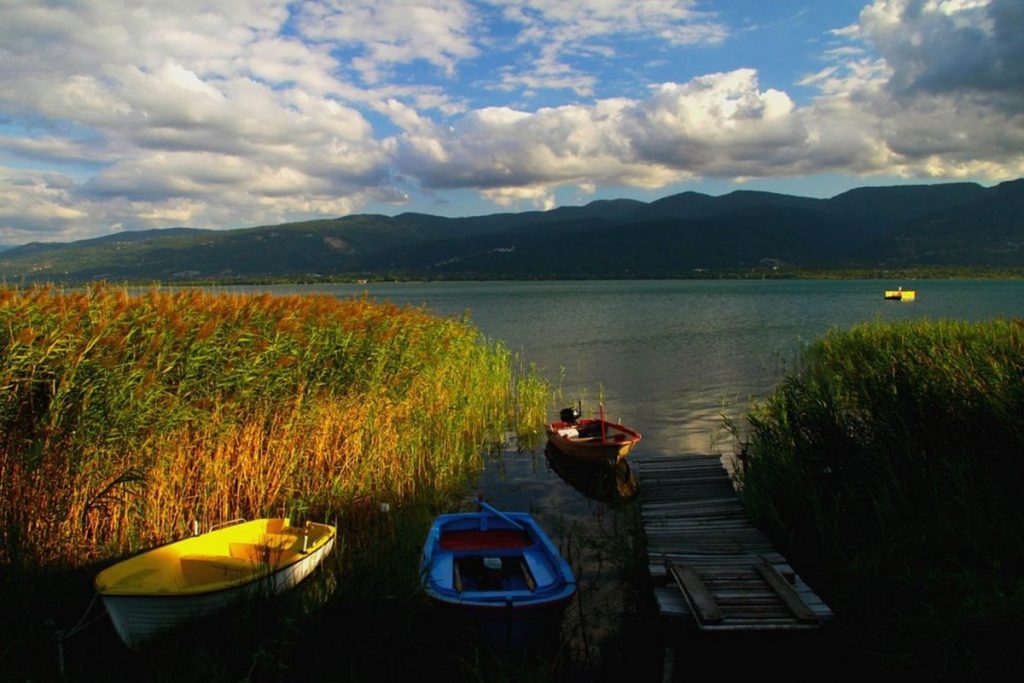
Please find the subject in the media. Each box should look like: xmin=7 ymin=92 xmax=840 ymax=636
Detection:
xmin=1 ymin=0 xmax=1022 ymax=246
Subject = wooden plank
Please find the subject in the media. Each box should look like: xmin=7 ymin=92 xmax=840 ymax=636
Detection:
xmin=647 ymin=545 xmax=778 ymax=556
xmin=643 ymin=529 xmax=769 ymax=539
xmin=643 ymin=500 xmax=742 ymax=507
xmin=646 ymin=540 xmax=772 ymax=548
xmin=642 ymin=478 xmax=733 ymax=487
xmin=643 ymin=529 xmax=771 ymax=541
xmin=697 ymin=623 xmax=822 ymax=632
xmin=642 ymin=500 xmax=742 ymax=508
xmin=643 ymin=523 xmax=756 ymax=532
xmin=755 ymin=561 xmax=819 ymax=623
xmin=637 ymin=452 xmax=833 ymax=630
xmin=649 ymin=552 xmax=789 ymax=575
xmin=665 ymin=561 xmax=723 ymax=625
xmin=645 ymin=534 xmax=765 ymax=542
xmin=641 ymin=496 xmax=742 ymax=506
xmin=654 ymin=586 xmax=691 ymax=617
xmin=642 ymin=509 xmax=747 ymax=519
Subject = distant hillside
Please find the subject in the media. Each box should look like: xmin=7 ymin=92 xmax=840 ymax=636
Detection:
xmin=1 ymin=179 xmax=1021 ymax=282
xmin=854 ymin=179 xmax=1024 ymax=266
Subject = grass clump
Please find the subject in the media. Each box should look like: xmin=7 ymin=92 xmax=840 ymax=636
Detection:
xmin=735 ymin=318 xmax=1024 ymax=680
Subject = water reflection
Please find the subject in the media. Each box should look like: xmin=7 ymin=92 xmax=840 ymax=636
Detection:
xmin=231 ymin=279 xmax=1024 ymax=672
xmin=252 ymin=278 xmax=1024 ymax=457
xmin=543 ymin=443 xmax=638 ymax=505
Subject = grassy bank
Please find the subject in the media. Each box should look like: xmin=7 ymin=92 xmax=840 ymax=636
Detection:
xmin=735 ymin=319 xmax=1024 ymax=680
xmin=0 ymin=284 xmax=548 ymax=679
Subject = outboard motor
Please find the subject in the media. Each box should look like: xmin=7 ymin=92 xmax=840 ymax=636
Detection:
xmin=559 ymin=406 xmax=581 ymax=424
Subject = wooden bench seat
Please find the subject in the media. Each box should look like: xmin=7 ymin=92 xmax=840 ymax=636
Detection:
xmin=180 ymin=554 xmax=262 ymax=586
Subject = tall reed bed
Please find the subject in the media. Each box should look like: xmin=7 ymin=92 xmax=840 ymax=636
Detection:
xmin=735 ymin=318 xmax=1024 ymax=676
xmin=0 ymin=284 xmax=547 ymax=572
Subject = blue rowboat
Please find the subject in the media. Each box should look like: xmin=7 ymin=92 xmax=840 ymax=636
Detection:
xmin=420 ymin=502 xmax=576 ymax=651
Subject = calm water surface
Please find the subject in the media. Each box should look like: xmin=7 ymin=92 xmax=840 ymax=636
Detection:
xmin=250 ymin=279 xmax=1024 ymax=665
xmin=261 ymin=279 xmax=1024 ymax=458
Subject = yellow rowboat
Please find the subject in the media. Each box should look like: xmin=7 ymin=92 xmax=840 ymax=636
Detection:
xmin=95 ymin=518 xmax=335 ymax=648
xmin=884 ymin=289 xmax=916 ymax=301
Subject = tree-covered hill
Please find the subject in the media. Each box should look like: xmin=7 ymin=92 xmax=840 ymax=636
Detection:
xmin=1 ymin=179 xmax=1020 ymax=282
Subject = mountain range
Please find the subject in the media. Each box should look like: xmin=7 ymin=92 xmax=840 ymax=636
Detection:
xmin=2 ymin=179 xmax=1022 ymax=282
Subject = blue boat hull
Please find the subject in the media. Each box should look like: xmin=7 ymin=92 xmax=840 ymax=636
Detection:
xmin=420 ymin=509 xmax=576 ymax=651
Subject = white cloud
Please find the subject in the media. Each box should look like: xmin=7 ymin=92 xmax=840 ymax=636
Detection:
xmin=629 ymin=71 xmax=800 ymax=162
xmin=396 ymin=48 xmax=1024 ymax=202
xmin=398 ymin=97 xmax=684 ymax=193
xmin=488 ymin=1 xmax=727 ymax=99
xmin=493 ymin=0 xmax=727 ymax=46
xmin=398 ymin=70 xmax=812 ymax=197
xmin=242 ymin=38 xmax=336 ymax=90
xmin=796 ymin=0 xmax=1024 ymax=177
xmin=0 ymin=0 xmax=403 ymax=238
xmin=0 ymin=135 xmax=106 ymax=165
xmin=0 ymin=0 xmax=1022 ymax=245
xmin=497 ymin=45 xmax=597 ymax=97
xmin=0 ymin=167 xmax=91 ymax=241
xmin=858 ymin=0 xmax=1024 ymax=108
xmin=294 ymin=0 xmax=479 ymax=83
xmin=480 ymin=185 xmax=557 ymax=210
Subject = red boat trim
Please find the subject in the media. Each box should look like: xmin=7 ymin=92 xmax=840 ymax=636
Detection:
xmin=439 ymin=529 xmax=533 ymax=550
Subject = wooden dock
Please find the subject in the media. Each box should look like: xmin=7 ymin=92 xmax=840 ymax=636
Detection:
xmin=636 ymin=453 xmax=834 ymax=632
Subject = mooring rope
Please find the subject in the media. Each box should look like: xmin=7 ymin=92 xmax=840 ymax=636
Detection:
xmin=60 ymin=590 xmax=106 ymax=641
xmin=55 ymin=590 xmax=107 ymax=681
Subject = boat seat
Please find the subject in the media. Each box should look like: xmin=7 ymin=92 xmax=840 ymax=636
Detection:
xmin=180 ymin=554 xmax=261 ymax=586
xmin=521 ymin=550 xmax=556 ymax=589
xmin=261 ymin=533 xmax=299 ymax=550
xmin=439 ymin=529 xmax=533 ymax=550
xmin=228 ymin=542 xmax=295 ymax=566
xmin=429 ymin=554 xmax=454 ymax=590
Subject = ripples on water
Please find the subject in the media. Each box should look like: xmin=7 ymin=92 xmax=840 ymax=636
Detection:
xmin=260 ymin=278 xmax=1024 ymax=458
xmin=248 ymin=279 xmax=1024 ymax=665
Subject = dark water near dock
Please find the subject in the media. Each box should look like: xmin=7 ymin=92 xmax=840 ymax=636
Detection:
xmin=251 ymin=278 xmax=1024 ymax=673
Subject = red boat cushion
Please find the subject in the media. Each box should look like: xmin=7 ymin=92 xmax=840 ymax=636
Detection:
xmin=439 ymin=529 xmax=532 ymax=550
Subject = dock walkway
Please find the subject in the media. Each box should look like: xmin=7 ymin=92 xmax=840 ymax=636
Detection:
xmin=636 ymin=453 xmax=834 ymax=631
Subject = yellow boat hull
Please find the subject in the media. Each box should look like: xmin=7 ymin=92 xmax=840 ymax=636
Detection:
xmin=884 ymin=290 xmax=916 ymax=301
xmin=95 ymin=518 xmax=335 ymax=648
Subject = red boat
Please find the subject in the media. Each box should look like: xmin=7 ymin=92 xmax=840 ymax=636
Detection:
xmin=545 ymin=404 xmax=641 ymax=464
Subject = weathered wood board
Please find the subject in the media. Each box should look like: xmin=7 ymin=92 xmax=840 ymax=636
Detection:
xmin=636 ymin=452 xmax=834 ymax=631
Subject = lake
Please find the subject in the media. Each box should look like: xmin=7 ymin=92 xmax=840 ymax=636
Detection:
xmin=256 ymin=279 xmax=1024 ymax=458
xmin=247 ymin=278 xmax=1024 ymax=520
xmin=237 ymin=278 xmax=1024 ymax=668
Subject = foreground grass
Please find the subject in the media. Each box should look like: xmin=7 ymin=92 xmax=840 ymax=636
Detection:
xmin=0 ymin=284 xmax=549 ymax=679
xmin=735 ymin=318 xmax=1024 ymax=680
